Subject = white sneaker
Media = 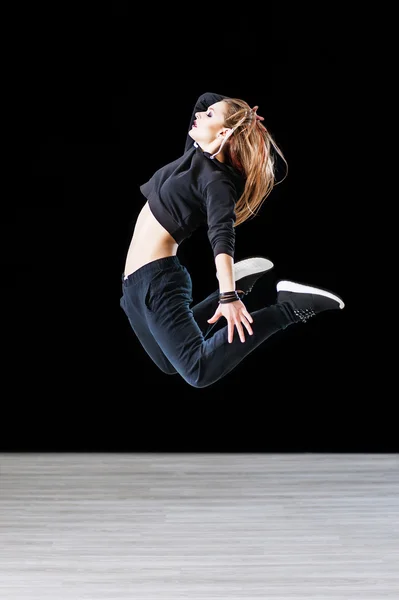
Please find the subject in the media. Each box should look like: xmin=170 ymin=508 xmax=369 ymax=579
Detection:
xmin=218 ymin=256 xmax=274 ymax=294
xmin=277 ymin=279 xmax=345 ymax=323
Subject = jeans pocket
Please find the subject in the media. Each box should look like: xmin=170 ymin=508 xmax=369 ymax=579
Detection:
xmin=144 ymin=272 xmax=166 ymax=314
xmin=144 ymin=267 xmax=192 ymax=314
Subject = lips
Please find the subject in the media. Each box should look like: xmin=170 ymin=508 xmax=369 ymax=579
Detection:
xmin=193 ymin=121 xmax=197 ymax=127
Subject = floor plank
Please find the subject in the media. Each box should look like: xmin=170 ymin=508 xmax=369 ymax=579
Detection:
xmin=1 ymin=453 xmax=398 ymax=599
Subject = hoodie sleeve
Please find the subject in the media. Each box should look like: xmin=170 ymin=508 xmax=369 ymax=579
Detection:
xmin=205 ymin=177 xmax=237 ymax=259
xmin=184 ymin=92 xmax=229 ymax=153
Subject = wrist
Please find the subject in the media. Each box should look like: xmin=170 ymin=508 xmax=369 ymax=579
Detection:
xmin=219 ymin=291 xmax=241 ymax=304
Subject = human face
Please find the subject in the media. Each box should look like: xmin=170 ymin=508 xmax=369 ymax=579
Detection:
xmin=189 ymin=101 xmax=229 ymax=149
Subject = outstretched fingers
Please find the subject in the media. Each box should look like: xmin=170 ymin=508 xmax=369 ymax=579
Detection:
xmin=230 ymin=312 xmax=254 ymax=344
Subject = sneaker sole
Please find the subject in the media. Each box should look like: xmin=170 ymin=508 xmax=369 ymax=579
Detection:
xmin=277 ymin=280 xmax=345 ymax=309
xmin=234 ymin=256 xmax=274 ymax=280
xmin=217 ymin=256 xmax=274 ymax=281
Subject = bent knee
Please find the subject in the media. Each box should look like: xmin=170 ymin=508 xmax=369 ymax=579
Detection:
xmin=180 ymin=372 xmax=214 ymax=389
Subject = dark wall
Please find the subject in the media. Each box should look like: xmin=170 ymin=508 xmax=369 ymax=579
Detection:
xmin=3 ymin=39 xmax=380 ymax=451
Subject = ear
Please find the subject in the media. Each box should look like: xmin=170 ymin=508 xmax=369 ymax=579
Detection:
xmin=218 ymin=128 xmax=233 ymax=139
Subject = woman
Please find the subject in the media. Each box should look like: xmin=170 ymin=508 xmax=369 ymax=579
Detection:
xmin=120 ymin=92 xmax=344 ymax=388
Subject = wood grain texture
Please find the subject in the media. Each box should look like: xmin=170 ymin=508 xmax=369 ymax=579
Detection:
xmin=1 ymin=453 xmax=398 ymax=599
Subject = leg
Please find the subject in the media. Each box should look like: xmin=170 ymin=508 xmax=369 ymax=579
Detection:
xmin=191 ymin=289 xmax=220 ymax=339
xmin=123 ymin=257 xmax=344 ymax=388
xmin=120 ymin=276 xmax=178 ymax=376
xmin=141 ymin=259 xmax=296 ymax=388
xmin=121 ymin=254 xmax=267 ymax=370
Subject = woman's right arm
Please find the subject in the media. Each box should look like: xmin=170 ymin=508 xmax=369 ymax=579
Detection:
xmin=184 ymin=92 xmax=229 ymax=152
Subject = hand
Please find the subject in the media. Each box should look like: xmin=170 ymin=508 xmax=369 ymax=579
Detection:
xmin=207 ymin=300 xmax=254 ymax=343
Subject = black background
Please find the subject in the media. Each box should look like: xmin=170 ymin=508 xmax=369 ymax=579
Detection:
xmin=2 ymin=19 xmax=383 ymax=452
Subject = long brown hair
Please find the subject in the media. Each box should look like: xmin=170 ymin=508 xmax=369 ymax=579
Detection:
xmin=221 ymin=98 xmax=288 ymax=227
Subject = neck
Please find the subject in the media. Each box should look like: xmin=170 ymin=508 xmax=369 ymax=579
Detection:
xmin=197 ymin=140 xmax=225 ymax=162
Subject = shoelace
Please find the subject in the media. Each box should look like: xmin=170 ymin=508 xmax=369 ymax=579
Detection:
xmin=293 ymin=308 xmax=316 ymax=323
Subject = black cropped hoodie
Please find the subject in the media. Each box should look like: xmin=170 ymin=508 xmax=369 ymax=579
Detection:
xmin=139 ymin=92 xmax=245 ymax=259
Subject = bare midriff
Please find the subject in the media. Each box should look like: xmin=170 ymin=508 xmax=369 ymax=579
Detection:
xmin=123 ymin=202 xmax=179 ymax=277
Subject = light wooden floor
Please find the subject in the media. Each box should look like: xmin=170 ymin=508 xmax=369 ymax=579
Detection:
xmin=0 ymin=453 xmax=398 ymax=599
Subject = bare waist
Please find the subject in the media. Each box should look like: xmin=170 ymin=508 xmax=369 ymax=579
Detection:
xmin=123 ymin=202 xmax=178 ymax=277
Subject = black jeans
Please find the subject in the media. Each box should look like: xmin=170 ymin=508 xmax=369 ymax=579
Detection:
xmin=120 ymin=256 xmax=293 ymax=388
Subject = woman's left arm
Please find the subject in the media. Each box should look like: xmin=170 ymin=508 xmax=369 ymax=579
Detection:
xmin=205 ymin=180 xmax=254 ymax=342
xmin=215 ymin=253 xmax=235 ymax=293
